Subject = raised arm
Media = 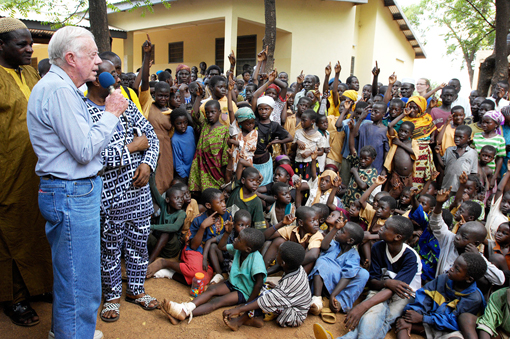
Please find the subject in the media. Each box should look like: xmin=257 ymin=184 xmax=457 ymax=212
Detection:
xmin=423 ymin=82 xmax=446 ymax=100
xmin=227 ymin=74 xmax=236 ymax=124
xmin=359 ymin=175 xmax=387 ymax=209
xmin=251 ymin=69 xmax=276 ymax=109
xmin=335 ymin=100 xmax=352 ymax=129
xmin=140 ymin=35 xmax=152 ymax=92
xmin=252 ymin=46 xmax=267 ymax=86
xmin=321 ymin=215 xmax=346 ymax=251
xmin=371 ymin=61 xmax=380 ymax=98
xmin=323 ymin=62 xmax=332 ymax=95
xmin=326 ymin=176 xmax=342 ymax=211
xmin=332 ymin=61 xmax=341 ymax=107
xmin=384 ymin=72 xmax=396 ymax=105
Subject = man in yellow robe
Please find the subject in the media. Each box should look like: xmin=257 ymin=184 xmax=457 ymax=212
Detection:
xmin=0 ymin=18 xmax=52 ymax=327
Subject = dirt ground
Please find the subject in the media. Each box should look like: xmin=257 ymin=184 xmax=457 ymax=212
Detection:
xmin=0 ymin=276 xmax=426 ymax=339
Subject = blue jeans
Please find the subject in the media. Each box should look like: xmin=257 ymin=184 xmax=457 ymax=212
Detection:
xmin=338 ymin=290 xmax=411 ymax=339
xmin=39 ymin=176 xmax=102 ymax=339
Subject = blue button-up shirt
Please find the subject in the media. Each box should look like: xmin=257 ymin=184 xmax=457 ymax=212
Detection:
xmin=27 ymin=65 xmax=119 ymax=179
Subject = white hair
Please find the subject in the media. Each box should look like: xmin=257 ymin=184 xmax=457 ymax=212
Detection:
xmin=48 ymin=26 xmax=95 ymax=66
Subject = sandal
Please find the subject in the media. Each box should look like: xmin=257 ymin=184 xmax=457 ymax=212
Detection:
xmin=125 ymin=294 xmax=159 ymax=310
xmin=313 ymin=323 xmax=334 ymax=339
xmin=320 ymin=308 xmax=337 ymax=324
xmin=4 ymin=301 xmax=40 ymax=327
xmin=100 ymin=302 xmax=120 ymax=323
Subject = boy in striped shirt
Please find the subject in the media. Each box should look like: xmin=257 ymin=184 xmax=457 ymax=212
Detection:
xmin=223 ymin=241 xmax=312 ymax=330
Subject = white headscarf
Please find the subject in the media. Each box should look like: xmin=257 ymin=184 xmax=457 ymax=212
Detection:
xmin=257 ymin=95 xmax=275 ymax=108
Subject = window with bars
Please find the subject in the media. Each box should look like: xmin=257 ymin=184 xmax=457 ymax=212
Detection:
xmin=215 ymin=35 xmax=257 ymax=75
xmin=168 ymin=42 xmax=183 ymax=63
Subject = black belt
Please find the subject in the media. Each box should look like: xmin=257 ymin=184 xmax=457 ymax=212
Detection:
xmin=41 ymin=174 xmax=98 ymax=181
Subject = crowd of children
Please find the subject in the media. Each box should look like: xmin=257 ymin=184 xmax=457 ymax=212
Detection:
xmin=86 ymin=36 xmax=510 ymax=339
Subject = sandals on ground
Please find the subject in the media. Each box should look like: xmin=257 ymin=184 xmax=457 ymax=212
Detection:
xmin=3 ymin=301 xmax=40 ymax=327
xmin=313 ymin=323 xmax=334 ymax=339
xmin=100 ymin=302 xmax=120 ymax=323
xmin=125 ymin=294 xmax=159 ymax=310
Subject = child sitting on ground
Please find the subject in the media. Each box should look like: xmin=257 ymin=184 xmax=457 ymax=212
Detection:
xmin=222 ymin=241 xmax=312 ymax=330
xmin=173 ymin=182 xmax=201 ymax=247
xmin=226 ymin=166 xmax=266 ymax=229
xmin=292 ymin=109 xmax=324 ymax=180
xmin=435 ymin=106 xmax=466 ymax=156
xmin=161 ymin=226 xmax=266 ymax=324
xmin=348 ymin=200 xmax=368 ymax=231
xmin=430 ymin=187 xmax=505 ymax=290
xmin=264 ymin=182 xmax=296 ymax=228
xmin=478 ymin=145 xmax=497 ymax=201
xmin=263 ymin=206 xmax=323 ymax=274
xmin=384 ymin=111 xmax=418 ymax=199
xmin=476 ymin=287 xmax=510 ymax=339
xmin=485 ymin=222 xmax=510 ymax=271
xmin=438 ymin=125 xmax=478 ymax=193
xmin=300 ymin=156 xmax=343 ymax=209
xmin=309 ymin=217 xmax=369 ymax=317
xmin=146 ymin=188 xmax=231 ymax=286
xmin=486 ymin=161 xmax=510 ymax=239
xmin=312 ymin=203 xmax=335 ymax=232
xmin=202 ymin=209 xmax=251 ymax=284
xmin=338 ymin=216 xmax=422 ymax=339
xmin=148 ymin=181 xmax=187 ymax=262
xmin=395 ymin=253 xmax=487 ymax=339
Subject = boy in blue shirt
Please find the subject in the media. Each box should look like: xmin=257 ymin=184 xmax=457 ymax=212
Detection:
xmin=340 ymin=216 xmax=422 ymax=339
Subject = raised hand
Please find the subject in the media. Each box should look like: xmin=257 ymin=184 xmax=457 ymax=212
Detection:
xmin=403 ymin=107 xmax=412 ymax=116
xmin=334 ymin=61 xmax=341 ymax=74
xmin=372 ymin=61 xmax=380 ymax=77
xmin=335 ymin=215 xmax=347 ymax=229
xmin=283 ymin=214 xmax=297 ymax=225
xmin=311 ymin=150 xmax=319 ymax=161
xmin=143 ymin=34 xmax=152 ymax=53
xmin=344 ymin=100 xmax=353 ymax=111
xmin=375 ymin=175 xmax=387 ymax=186
xmin=438 ymin=82 xmax=447 ymax=89
xmin=228 ymin=50 xmax=236 ymax=66
xmin=459 ymin=171 xmax=468 ymax=185
xmin=297 ymin=71 xmax=304 ymax=84
xmin=325 ymin=62 xmax=332 ymax=77
xmin=347 ymin=119 xmax=355 ymax=130
xmin=436 ymin=187 xmax=452 ymax=204
xmin=224 ymin=216 xmax=233 ymax=233
xmin=201 ymin=211 xmax=219 ymax=229
xmin=228 ymin=74 xmax=236 ymax=91
xmin=257 ymin=46 xmax=268 ymax=62
xmin=332 ymin=176 xmax=342 ymax=188
xmin=196 ymin=84 xmax=204 ymax=98
xmin=410 ymin=187 xmax=421 ymax=197
xmin=388 ymin=72 xmax=397 ymax=85
xmin=268 ymin=69 xmax=277 ymax=83
xmin=430 ymin=96 xmax=438 ymax=108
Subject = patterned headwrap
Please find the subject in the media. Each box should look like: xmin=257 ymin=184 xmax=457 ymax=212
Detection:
xmin=266 ymin=83 xmax=280 ymax=94
xmin=484 ymin=110 xmax=505 ymax=126
xmin=277 ymin=164 xmax=294 ymax=186
xmin=0 ymin=18 xmax=27 ymax=34
xmin=235 ymin=107 xmax=256 ymax=123
xmin=275 ymin=155 xmax=290 ymax=163
xmin=407 ymin=96 xmax=428 ymax=113
xmin=257 ymin=95 xmax=275 ymax=108
xmin=176 ymin=64 xmax=191 ymax=73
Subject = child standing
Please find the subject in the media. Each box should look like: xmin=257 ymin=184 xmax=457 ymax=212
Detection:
xmin=354 ymin=102 xmax=390 ymax=174
xmin=435 ymin=106 xmax=465 ymax=156
xmin=342 ymin=142 xmax=378 ymax=207
xmin=226 ymin=167 xmax=266 ymax=229
xmin=316 ymin=114 xmax=331 ymax=173
xmin=146 ymin=188 xmax=230 ymax=285
xmin=438 ymin=125 xmax=478 ymax=193
xmin=200 ymin=75 xmax=238 ymax=127
xmin=222 ymin=241 xmax=312 ymax=329
xmin=309 ymin=218 xmax=369 ymax=315
xmin=472 ymin=110 xmax=506 ymax=190
xmin=478 ymin=145 xmax=497 ymax=198
xmin=292 ymin=109 xmax=323 ymax=180
xmin=395 ymin=253 xmax=487 ymax=339
xmin=161 ymin=226 xmax=266 ymax=324
xmin=339 ymin=216 xmax=422 ymax=339
xmin=284 ymin=96 xmax=311 ymax=153
xmin=430 ymin=85 xmax=456 ymax=129
xmin=170 ymin=108 xmax=196 ymax=181
xmin=189 ymin=87 xmax=230 ymax=192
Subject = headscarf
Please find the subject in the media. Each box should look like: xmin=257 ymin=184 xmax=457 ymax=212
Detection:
xmin=403 ymin=96 xmax=436 ymax=139
xmin=257 ymin=95 xmax=275 ymax=108
xmin=275 ymin=155 xmax=290 ymax=163
xmin=235 ymin=107 xmax=256 ymax=123
xmin=324 ymin=164 xmax=339 ymax=173
xmin=176 ymin=64 xmax=191 ymax=73
xmin=277 ymin=164 xmax=294 ymax=186
xmin=0 ymin=18 xmax=27 ymax=33
xmin=484 ymin=110 xmax=505 ymax=125
xmin=266 ymin=83 xmax=280 ymax=94
xmin=342 ymin=90 xmax=358 ymax=102
xmin=312 ymin=170 xmax=338 ymax=205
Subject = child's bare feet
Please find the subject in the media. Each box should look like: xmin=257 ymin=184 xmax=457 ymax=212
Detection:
xmin=244 ymin=316 xmax=264 ymax=328
xmin=146 ymin=258 xmax=167 ymax=278
xmin=223 ymin=315 xmax=241 ymax=331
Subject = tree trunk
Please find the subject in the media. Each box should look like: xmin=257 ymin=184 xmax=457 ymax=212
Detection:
xmin=464 ymin=55 xmax=474 ymax=88
xmin=477 ymin=53 xmax=496 ymax=96
xmin=263 ymin=0 xmax=276 ymax=72
xmin=491 ymin=0 xmax=510 ymax=87
xmin=88 ymin=0 xmax=110 ymax=53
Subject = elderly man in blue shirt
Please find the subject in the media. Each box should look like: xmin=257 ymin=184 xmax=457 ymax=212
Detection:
xmin=27 ymin=26 xmax=128 ymax=339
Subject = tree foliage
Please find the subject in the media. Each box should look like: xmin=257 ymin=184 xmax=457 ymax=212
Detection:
xmin=404 ymin=0 xmax=496 ymax=86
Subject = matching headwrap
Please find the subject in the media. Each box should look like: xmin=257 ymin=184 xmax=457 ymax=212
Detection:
xmin=266 ymin=83 xmax=280 ymax=94
xmin=484 ymin=110 xmax=505 ymax=126
xmin=277 ymin=164 xmax=294 ymax=186
xmin=0 ymin=18 xmax=27 ymax=34
xmin=257 ymin=95 xmax=275 ymax=108
xmin=312 ymin=170 xmax=338 ymax=205
xmin=176 ymin=64 xmax=191 ymax=73
xmin=235 ymin=107 xmax=256 ymax=123
xmin=342 ymin=90 xmax=358 ymax=102
xmin=406 ymin=96 xmax=427 ymax=113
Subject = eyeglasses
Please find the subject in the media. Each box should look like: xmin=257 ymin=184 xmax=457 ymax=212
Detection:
xmin=416 ymin=83 xmax=427 ymax=86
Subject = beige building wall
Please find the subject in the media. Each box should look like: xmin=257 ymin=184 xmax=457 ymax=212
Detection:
xmin=31 ymin=43 xmax=49 ymax=64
